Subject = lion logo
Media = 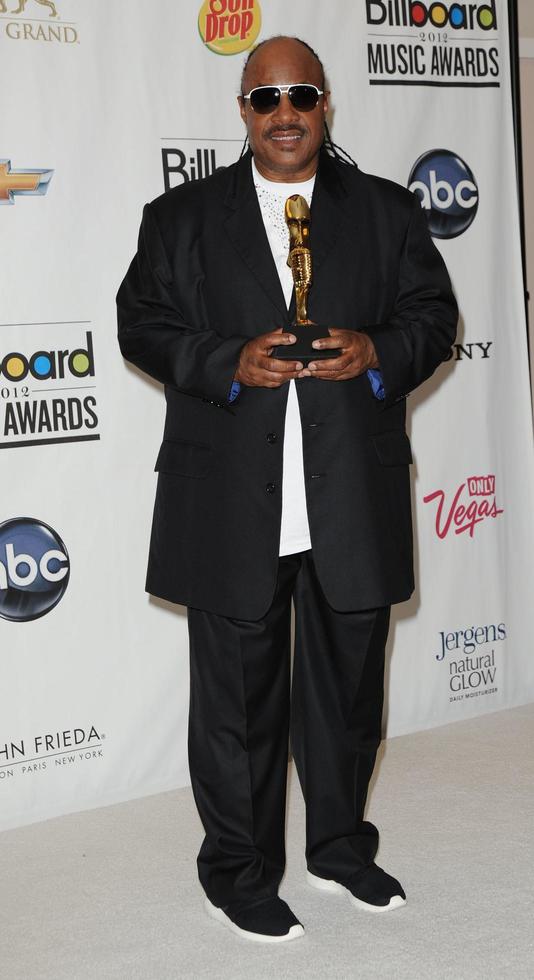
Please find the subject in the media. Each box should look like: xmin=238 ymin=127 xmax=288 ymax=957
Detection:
xmin=0 ymin=0 xmax=58 ymax=16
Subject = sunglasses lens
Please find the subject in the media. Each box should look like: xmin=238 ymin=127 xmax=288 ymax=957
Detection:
xmin=248 ymin=85 xmax=321 ymax=113
xmin=250 ymin=87 xmax=280 ymax=113
xmin=289 ymin=85 xmax=320 ymax=111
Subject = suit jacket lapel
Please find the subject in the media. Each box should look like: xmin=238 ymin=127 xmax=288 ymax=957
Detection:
xmin=309 ymin=150 xmax=350 ymax=277
xmin=223 ymin=151 xmax=288 ymax=320
xmin=223 ymin=149 xmax=353 ymax=324
xmin=288 ymin=150 xmax=351 ymax=322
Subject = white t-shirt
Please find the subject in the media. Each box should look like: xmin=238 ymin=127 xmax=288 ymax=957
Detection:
xmin=252 ymin=159 xmax=314 ymax=557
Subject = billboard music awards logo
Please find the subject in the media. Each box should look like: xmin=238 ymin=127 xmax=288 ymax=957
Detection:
xmin=0 ymin=160 xmax=53 ymax=205
xmin=0 ymin=518 xmax=69 ymax=622
xmin=0 ymin=0 xmax=78 ymax=43
xmin=434 ymin=620 xmax=505 ymax=702
xmin=423 ymin=474 xmax=504 ymax=539
xmin=0 ymin=724 xmax=105 ymax=781
xmin=365 ymin=1 xmax=500 ymax=86
xmin=408 ymin=150 xmax=478 ymax=238
xmin=198 ymin=0 xmax=261 ymax=56
xmin=0 ymin=325 xmax=100 ymax=449
xmin=161 ymin=138 xmax=243 ymax=191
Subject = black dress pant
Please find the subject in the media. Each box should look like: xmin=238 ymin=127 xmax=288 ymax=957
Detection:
xmin=187 ymin=551 xmax=391 ymax=908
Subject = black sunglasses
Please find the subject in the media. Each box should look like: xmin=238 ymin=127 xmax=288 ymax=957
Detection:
xmin=242 ymin=84 xmax=324 ymax=114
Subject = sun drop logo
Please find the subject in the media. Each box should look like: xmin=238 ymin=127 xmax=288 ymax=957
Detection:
xmin=198 ymin=0 xmax=261 ymax=56
xmin=0 ymin=518 xmax=70 ymax=622
xmin=408 ymin=150 xmax=478 ymax=239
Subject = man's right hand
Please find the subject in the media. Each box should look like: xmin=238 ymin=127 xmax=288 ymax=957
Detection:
xmin=234 ymin=328 xmax=302 ymax=388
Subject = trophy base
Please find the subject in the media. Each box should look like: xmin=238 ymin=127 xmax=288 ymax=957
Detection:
xmin=271 ymin=325 xmax=341 ymax=364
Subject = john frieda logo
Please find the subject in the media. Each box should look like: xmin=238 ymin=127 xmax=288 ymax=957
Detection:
xmin=0 ymin=0 xmax=78 ymax=43
xmin=408 ymin=150 xmax=478 ymax=239
xmin=0 ymin=725 xmax=106 ymax=780
xmin=365 ymin=1 xmax=500 ymax=87
xmin=0 ymin=518 xmax=69 ymax=622
xmin=0 ymin=160 xmax=53 ymax=205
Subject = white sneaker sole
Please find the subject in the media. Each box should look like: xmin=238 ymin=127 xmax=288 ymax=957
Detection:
xmin=204 ymin=898 xmax=305 ymax=943
xmin=306 ymin=871 xmax=406 ymax=912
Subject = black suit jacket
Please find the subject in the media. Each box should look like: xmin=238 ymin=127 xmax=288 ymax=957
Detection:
xmin=117 ymin=149 xmax=457 ymax=619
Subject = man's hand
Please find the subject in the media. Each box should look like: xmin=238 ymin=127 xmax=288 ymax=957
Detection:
xmin=235 ymin=328 xmax=303 ymax=388
xmin=297 ymin=329 xmax=379 ymax=381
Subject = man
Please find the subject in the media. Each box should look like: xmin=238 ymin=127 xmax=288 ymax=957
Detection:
xmin=117 ymin=35 xmax=457 ymax=944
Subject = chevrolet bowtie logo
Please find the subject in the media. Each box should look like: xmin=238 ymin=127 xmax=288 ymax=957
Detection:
xmin=0 ymin=160 xmax=53 ymax=205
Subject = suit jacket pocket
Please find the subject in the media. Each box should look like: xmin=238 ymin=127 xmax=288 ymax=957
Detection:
xmin=154 ymin=438 xmax=212 ymax=478
xmin=373 ymin=430 xmax=413 ymax=466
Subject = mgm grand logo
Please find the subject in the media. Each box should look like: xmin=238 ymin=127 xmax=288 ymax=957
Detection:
xmin=0 ymin=0 xmax=79 ymax=43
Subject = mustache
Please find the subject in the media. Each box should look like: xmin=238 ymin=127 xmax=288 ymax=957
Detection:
xmin=265 ymin=123 xmax=307 ymax=138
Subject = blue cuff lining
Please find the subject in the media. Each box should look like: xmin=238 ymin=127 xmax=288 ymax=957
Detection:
xmin=367 ymin=369 xmax=385 ymax=400
xmin=229 ymin=374 xmax=384 ymax=402
xmin=228 ymin=380 xmax=241 ymax=403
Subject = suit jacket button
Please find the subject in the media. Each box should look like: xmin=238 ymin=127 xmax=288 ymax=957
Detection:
xmin=266 ymin=432 xmax=277 ymax=444
xmin=265 ymin=482 xmax=276 ymax=494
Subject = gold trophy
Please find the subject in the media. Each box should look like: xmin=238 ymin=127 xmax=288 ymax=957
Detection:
xmin=271 ymin=194 xmax=340 ymax=363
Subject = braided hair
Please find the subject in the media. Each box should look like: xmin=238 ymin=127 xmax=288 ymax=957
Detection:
xmin=238 ymin=35 xmax=357 ymax=167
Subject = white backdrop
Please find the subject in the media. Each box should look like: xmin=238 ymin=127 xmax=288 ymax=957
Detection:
xmin=2 ymin=0 xmax=533 ymax=832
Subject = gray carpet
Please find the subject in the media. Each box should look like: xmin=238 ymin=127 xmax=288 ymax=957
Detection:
xmin=2 ymin=705 xmax=534 ymax=980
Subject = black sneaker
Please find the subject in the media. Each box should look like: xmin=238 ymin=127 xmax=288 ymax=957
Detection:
xmin=307 ymin=863 xmax=406 ymax=912
xmin=205 ymin=895 xmax=305 ymax=943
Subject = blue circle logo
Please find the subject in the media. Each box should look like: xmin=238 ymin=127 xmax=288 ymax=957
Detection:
xmin=408 ymin=149 xmax=479 ymax=239
xmin=0 ymin=518 xmax=70 ymax=622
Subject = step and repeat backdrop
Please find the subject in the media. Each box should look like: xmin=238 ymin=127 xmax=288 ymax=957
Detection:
xmin=2 ymin=0 xmax=534 ymax=831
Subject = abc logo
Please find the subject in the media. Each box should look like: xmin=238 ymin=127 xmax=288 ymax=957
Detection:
xmin=408 ymin=150 xmax=479 ymax=239
xmin=0 ymin=518 xmax=70 ymax=622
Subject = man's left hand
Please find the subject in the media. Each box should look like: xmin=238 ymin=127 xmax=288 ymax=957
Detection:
xmin=297 ymin=329 xmax=378 ymax=381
